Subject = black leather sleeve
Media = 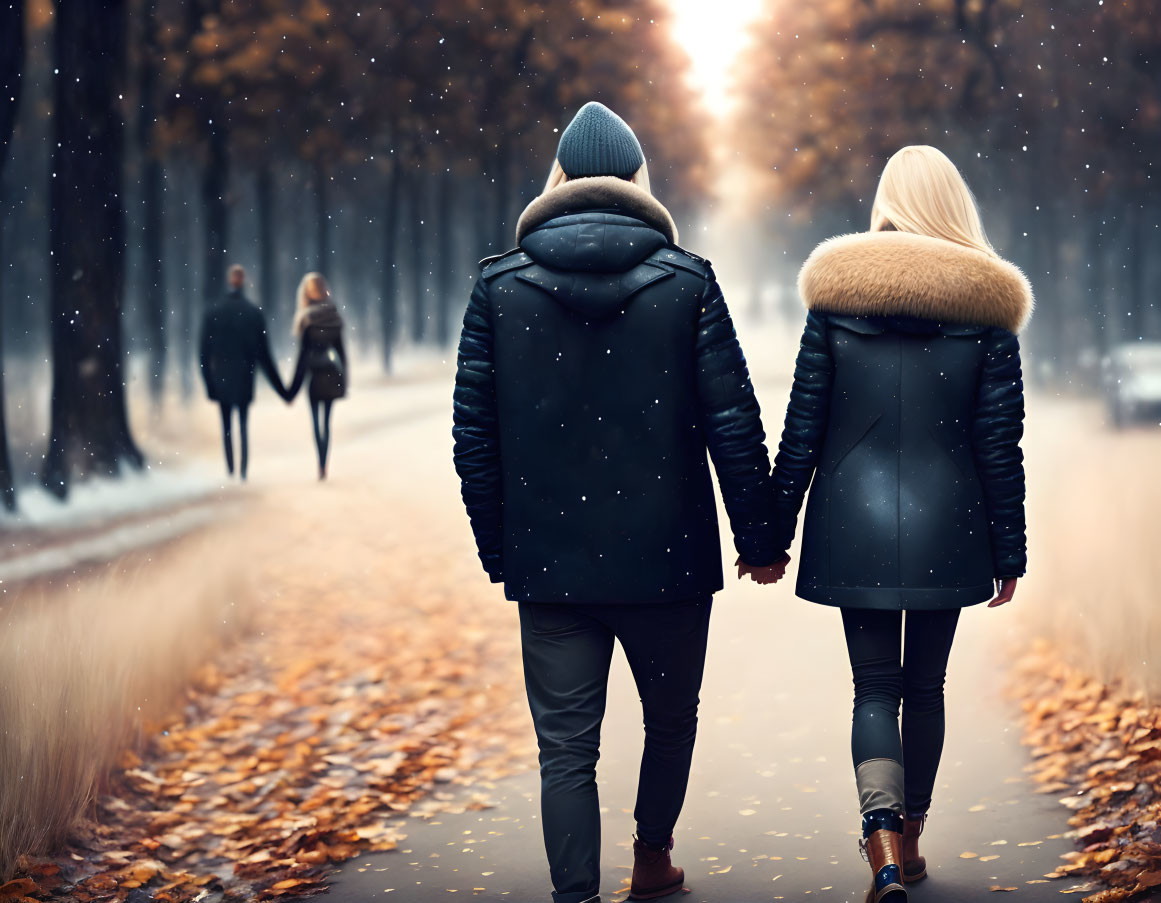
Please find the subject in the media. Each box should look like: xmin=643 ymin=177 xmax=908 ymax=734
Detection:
xmin=972 ymin=328 xmax=1027 ymax=578
xmin=694 ymin=275 xmax=780 ymax=566
xmin=452 ymin=278 xmax=504 ymax=582
xmin=286 ymin=338 xmax=307 ymax=402
xmin=198 ymin=312 xmax=214 ymax=398
xmin=255 ymin=310 xmax=287 ymax=398
xmin=770 ymin=311 xmax=835 ymax=555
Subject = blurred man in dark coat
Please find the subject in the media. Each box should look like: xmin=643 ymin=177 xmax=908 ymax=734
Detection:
xmin=199 ymin=264 xmax=286 ymax=480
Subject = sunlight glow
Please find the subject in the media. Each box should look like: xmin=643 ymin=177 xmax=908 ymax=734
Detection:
xmin=666 ymin=0 xmax=765 ymax=113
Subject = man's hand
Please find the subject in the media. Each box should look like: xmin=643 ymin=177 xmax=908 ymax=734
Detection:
xmin=988 ymin=576 xmax=1018 ymax=608
xmin=737 ymin=555 xmax=790 ymax=585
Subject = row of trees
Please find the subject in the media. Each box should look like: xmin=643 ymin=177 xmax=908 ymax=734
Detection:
xmin=12 ymin=1 xmax=1148 ymax=506
xmin=0 ymin=0 xmax=710 ymax=504
xmin=732 ymin=0 xmax=1161 ymax=377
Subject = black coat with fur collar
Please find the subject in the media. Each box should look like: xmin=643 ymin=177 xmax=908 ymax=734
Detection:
xmin=771 ymin=231 xmax=1032 ymax=610
xmin=453 ymin=176 xmax=780 ymax=604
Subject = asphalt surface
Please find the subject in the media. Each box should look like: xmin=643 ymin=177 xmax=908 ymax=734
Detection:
xmin=325 ymin=366 xmax=1079 ymax=903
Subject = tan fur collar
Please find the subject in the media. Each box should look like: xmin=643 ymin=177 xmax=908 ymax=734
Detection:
xmin=798 ymin=231 xmax=1033 ymax=333
xmin=516 ymin=176 xmax=679 ymax=245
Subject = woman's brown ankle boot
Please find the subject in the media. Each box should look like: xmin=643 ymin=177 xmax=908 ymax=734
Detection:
xmin=860 ymin=810 xmax=907 ymax=902
xmin=629 ymin=835 xmax=684 ymax=900
xmin=901 ymin=814 xmax=927 ymax=882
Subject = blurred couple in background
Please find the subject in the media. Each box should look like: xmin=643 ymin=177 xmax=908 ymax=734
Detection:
xmin=454 ymin=102 xmax=1029 ymax=903
xmin=199 ymin=265 xmax=348 ymax=482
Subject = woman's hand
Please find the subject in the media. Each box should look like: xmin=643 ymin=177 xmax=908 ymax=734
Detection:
xmin=737 ymin=555 xmax=790 ymax=585
xmin=988 ymin=577 xmax=1018 ymax=608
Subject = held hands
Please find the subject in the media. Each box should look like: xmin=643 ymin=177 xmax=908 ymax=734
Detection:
xmin=988 ymin=576 xmax=1018 ymax=608
xmin=736 ymin=554 xmax=791 ymax=585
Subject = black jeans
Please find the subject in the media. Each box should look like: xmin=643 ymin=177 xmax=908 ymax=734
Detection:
xmin=310 ymin=398 xmax=334 ymax=473
xmin=519 ymin=597 xmax=712 ymax=903
xmin=218 ymin=401 xmax=250 ymax=479
xmin=841 ymin=607 xmax=961 ymax=818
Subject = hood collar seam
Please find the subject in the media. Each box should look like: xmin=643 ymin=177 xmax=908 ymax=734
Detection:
xmin=515 ymin=176 xmax=678 ymax=245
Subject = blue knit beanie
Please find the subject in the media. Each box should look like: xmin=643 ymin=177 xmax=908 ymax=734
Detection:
xmin=556 ymin=102 xmax=645 ymax=179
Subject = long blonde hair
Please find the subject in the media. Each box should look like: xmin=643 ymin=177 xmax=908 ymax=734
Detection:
xmin=542 ymin=158 xmax=653 ymax=195
xmin=870 ymin=146 xmax=995 ymax=256
xmin=293 ymin=272 xmax=330 ymax=336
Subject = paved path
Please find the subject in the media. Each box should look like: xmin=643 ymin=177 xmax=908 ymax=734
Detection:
xmin=327 ymin=592 xmax=1074 ymax=903
xmin=323 ymin=360 xmax=1078 ymax=903
xmin=23 ymin=340 xmax=1079 ymax=903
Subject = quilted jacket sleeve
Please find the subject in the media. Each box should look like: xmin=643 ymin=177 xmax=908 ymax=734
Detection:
xmin=198 ymin=311 xmax=215 ymax=399
xmin=769 ymin=311 xmax=835 ymax=555
xmin=452 ymin=278 xmax=504 ymax=583
xmin=694 ymin=274 xmax=780 ymax=567
xmin=254 ymin=309 xmax=287 ymax=399
xmin=971 ymin=328 xmax=1027 ymax=578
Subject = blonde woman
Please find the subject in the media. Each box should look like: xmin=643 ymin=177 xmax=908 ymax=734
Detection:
xmin=286 ymin=272 xmax=347 ymax=480
xmin=769 ymin=146 xmax=1032 ymax=901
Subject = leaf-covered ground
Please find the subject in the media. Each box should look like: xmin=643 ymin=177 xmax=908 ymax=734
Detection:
xmin=4 ymin=383 xmax=1152 ymax=903
xmin=1016 ymin=640 xmax=1161 ymax=902
xmin=9 ymin=392 xmax=535 ymax=902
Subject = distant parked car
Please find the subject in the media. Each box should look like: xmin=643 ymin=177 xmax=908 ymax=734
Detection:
xmin=1103 ymin=342 xmax=1161 ymax=427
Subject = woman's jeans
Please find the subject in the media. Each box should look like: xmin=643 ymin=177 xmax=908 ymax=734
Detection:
xmin=841 ymin=607 xmax=961 ymax=818
xmin=519 ymin=597 xmax=712 ymax=903
xmin=310 ymin=397 xmax=334 ymax=471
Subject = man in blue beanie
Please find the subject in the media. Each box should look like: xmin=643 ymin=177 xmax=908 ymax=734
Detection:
xmin=453 ymin=101 xmax=786 ymax=903
xmin=555 ymin=101 xmax=645 ymax=178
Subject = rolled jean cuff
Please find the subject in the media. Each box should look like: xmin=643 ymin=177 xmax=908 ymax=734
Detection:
xmin=855 ymin=757 xmax=905 ymax=817
xmin=635 ymin=827 xmax=672 ymax=850
xmin=552 ymin=893 xmax=600 ymax=903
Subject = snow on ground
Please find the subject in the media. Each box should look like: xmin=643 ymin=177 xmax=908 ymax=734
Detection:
xmin=0 ymin=464 xmax=221 ymax=532
xmin=0 ymin=500 xmax=233 ymax=584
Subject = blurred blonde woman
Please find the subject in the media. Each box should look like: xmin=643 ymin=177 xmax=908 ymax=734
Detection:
xmin=768 ymin=145 xmax=1033 ymax=902
xmin=286 ymin=272 xmax=347 ymax=480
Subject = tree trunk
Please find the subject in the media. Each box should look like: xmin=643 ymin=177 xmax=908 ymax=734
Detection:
xmin=291 ymin=164 xmax=308 ymax=284
xmin=472 ymin=171 xmax=493 ymax=260
xmin=406 ymin=170 xmax=426 ymax=344
xmin=198 ymin=0 xmax=229 ymax=318
xmin=257 ymin=163 xmax=276 ymax=323
xmin=138 ymin=0 xmax=165 ymax=408
xmin=492 ymin=148 xmax=511 ymax=252
xmin=314 ymin=159 xmax=329 ymax=272
xmin=434 ymin=168 xmax=456 ymax=346
xmin=175 ymin=163 xmax=196 ymax=399
xmin=380 ymin=162 xmax=401 ymax=369
xmin=201 ymin=122 xmax=229 ymax=314
xmin=43 ymin=0 xmax=142 ymax=497
xmin=346 ymin=187 xmax=372 ymax=342
xmin=0 ymin=0 xmax=23 ymax=510
xmin=1125 ymin=199 xmax=1146 ymax=341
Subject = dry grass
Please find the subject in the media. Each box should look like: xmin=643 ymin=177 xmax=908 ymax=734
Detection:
xmin=0 ymin=535 xmax=254 ymax=878
xmin=1019 ymin=396 xmax=1161 ymax=698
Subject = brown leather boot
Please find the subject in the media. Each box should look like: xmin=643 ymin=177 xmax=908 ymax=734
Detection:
xmin=901 ymin=815 xmax=927 ymax=882
xmin=629 ymin=835 xmax=684 ymax=900
xmin=860 ymin=810 xmax=907 ymax=902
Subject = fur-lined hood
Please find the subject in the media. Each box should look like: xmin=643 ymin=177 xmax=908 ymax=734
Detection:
xmin=798 ymin=231 xmax=1033 ymax=333
xmin=515 ymin=176 xmax=678 ymax=245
